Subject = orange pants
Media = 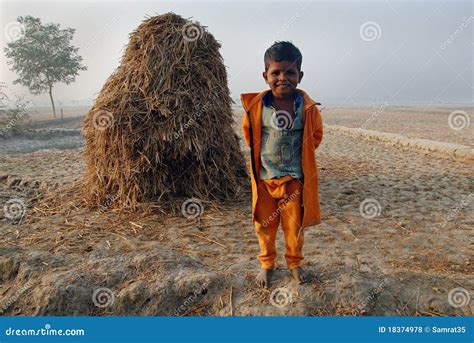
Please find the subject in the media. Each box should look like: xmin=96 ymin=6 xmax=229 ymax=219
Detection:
xmin=254 ymin=175 xmax=304 ymax=270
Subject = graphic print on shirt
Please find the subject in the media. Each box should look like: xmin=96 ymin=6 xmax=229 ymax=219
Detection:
xmin=260 ymin=94 xmax=304 ymax=180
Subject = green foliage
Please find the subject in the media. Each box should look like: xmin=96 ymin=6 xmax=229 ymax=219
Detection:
xmin=3 ymin=15 xmax=87 ymax=116
xmin=4 ymin=15 xmax=87 ymax=93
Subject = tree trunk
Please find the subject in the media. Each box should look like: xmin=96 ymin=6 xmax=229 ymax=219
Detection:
xmin=48 ymin=84 xmax=56 ymax=118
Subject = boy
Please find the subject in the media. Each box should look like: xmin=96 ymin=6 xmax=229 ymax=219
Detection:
xmin=241 ymin=41 xmax=323 ymax=288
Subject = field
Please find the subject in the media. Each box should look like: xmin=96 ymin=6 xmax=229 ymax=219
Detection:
xmin=0 ymin=105 xmax=472 ymax=316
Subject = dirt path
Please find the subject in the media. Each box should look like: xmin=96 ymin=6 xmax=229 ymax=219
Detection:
xmin=0 ymin=127 xmax=472 ymax=316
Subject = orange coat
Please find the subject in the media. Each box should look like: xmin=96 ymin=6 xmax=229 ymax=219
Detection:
xmin=241 ymin=88 xmax=323 ymax=229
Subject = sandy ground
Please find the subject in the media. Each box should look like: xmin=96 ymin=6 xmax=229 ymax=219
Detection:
xmin=324 ymin=105 xmax=473 ymax=147
xmin=0 ymin=108 xmax=472 ymax=316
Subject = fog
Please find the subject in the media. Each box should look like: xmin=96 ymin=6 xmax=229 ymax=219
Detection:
xmin=1 ymin=0 xmax=472 ymax=106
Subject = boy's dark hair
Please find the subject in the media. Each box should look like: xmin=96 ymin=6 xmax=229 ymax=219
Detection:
xmin=264 ymin=41 xmax=302 ymax=71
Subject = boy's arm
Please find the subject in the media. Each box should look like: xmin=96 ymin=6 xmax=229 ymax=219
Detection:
xmin=313 ymin=106 xmax=323 ymax=150
xmin=242 ymin=112 xmax=251 ymax=148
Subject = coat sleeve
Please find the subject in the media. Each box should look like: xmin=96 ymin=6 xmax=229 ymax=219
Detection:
xmin=242 ymin=111 xmax=251 ymax=148
xmin=313 ymin=106 xmax=323 ymax=150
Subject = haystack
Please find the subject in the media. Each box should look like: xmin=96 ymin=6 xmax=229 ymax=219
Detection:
xmin=82 ymin=13 xmax=247 ymax=209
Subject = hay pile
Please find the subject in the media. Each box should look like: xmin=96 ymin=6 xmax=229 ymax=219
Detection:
xmin=82 ymin=13 xmax=246 ymax=209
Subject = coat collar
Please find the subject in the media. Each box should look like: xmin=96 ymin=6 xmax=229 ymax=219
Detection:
xmin=261 ymin=90 xmax=302 ymax=109
xmin=241 ymin=88 xmax=318 ymax=113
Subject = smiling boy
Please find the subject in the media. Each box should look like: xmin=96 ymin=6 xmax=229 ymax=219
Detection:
xmin=241 ymin=41 xmax=323 ymax=288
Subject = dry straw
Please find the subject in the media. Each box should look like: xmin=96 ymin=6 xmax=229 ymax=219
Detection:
xmin=82 ymin=13 xmax=247 ymax=210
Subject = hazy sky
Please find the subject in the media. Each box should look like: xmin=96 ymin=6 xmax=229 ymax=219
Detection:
xmin=1 ymin=1 xmax=472 ymax=106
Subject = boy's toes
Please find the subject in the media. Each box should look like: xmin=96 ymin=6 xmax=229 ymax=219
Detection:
xmin=291 ymin=267 xmax=308 ymax=284
xmin=300 ymin=272 xmax=307 ymax=283
xmin=255 ymin=269 xmax=273 ymax=288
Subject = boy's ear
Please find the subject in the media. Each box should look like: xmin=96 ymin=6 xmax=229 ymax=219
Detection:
xmin=262 ymin=71 xmax=268 ymax=84
xmin=299 ymin=71 xmax=304 ymax=83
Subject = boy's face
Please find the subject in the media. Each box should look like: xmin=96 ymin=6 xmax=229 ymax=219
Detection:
xmin=263 ymin=60 xmax=304 ymax=99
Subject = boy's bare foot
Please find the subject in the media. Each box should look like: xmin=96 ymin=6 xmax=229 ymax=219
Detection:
xmin=255 ymin=268 xmax=274 ymax=288
xmin=290 ymin=266 xmax=308 ymax=284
